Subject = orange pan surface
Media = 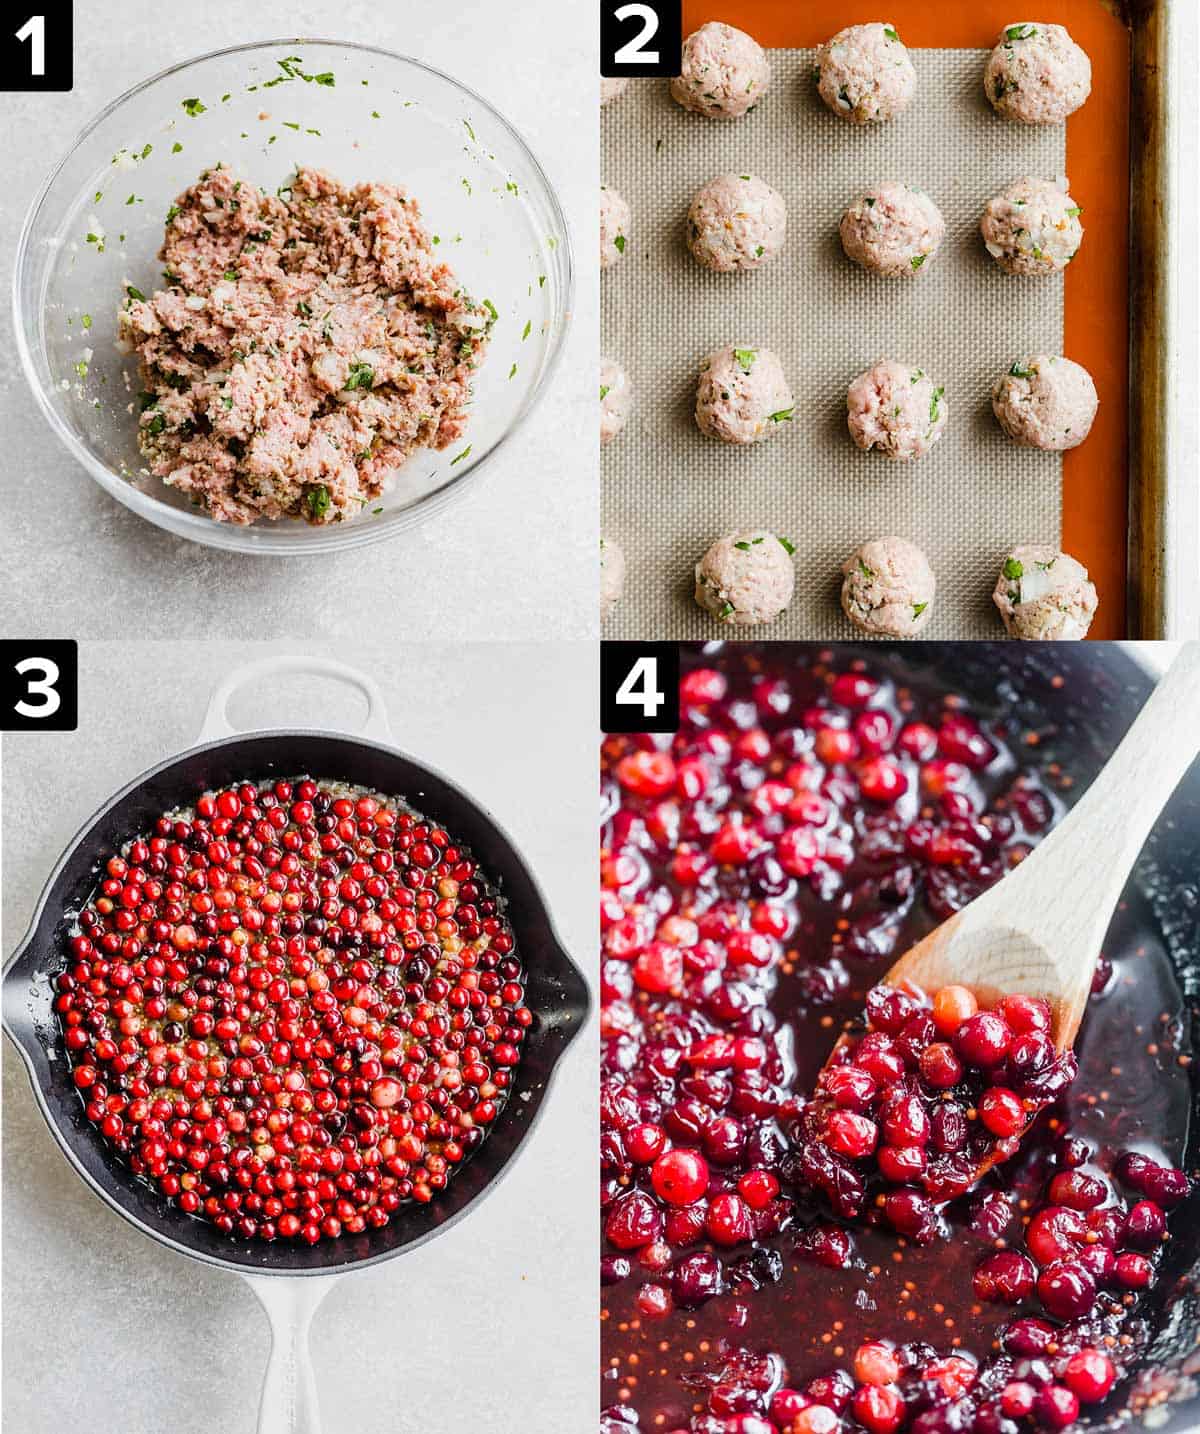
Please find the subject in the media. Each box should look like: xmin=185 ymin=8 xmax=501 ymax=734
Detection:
xmin=680 ymin=0 xmax=1131 ymax=638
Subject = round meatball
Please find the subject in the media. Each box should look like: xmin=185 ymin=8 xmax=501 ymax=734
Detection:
xmin=671 ymin=22 xmax=770 ymax=119
xmin=992 ymin=356 xmax=1098 ymax=450
xmin=985 ymin=23 xmax=1091 ymax=124
xmin=600 ymin=538 xmax=625 ymax=621
xmin=817 ymin=23 xmax=917 ymax=125
xmin=688 ymin=174 xmax=787 ymax=273
xmin=993 ymin=544 xmax=1098 ymax=640
xmin=841 ymin=537 xmax=936 ymax=637
xmin=600 ymin=359 xmax=632 ymax=445
xmin=840 ymin=182 xmax=945 ymax=277
xmin=694 ymin=530 xmax=795 ymax=626
xmin=601 ymin=76 xmax=629 ymax=107
xmin=696 ymin=346 xmax=794 ymax=445
xmin=981 ymin=177 xmax=1083 ymax=275
xmin=601 ymin=186 xmax=630 ymax=270
xmin=847 ymin=361 xmax=947 ymax=462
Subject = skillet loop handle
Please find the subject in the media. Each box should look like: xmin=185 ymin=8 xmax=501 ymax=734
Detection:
xmin=198 ymin=656 xmax=393 ymax=744
xmin=244 ymin=1273 xmax=341 ymax=1434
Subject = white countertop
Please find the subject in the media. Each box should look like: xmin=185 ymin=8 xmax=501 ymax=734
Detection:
xmin=0 ymin=0 xmax=598 ymax=641
xmin=1 ymin=639 xmax=596 ymax=1433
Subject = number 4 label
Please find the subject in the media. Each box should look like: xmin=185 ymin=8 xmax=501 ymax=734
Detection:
xmin=600 ymin=0 xmax=681 ymax=79
xmin=601 ymin=644 xmax=680 ymax=734
xmin=0 ymin=641 xmax=78 ymax=730
xmin=1 ymin=3 xmax=72 ymax=91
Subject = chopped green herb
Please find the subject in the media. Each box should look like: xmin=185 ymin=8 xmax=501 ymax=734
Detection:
xmin=600 ymin=385 xmax=610 ymax=401
xmin=858 ymin=560 xmax=874 ymax=579
xmin=930 ymin=386 xmax=944 ymax=423
xmin=306 ymin=484 xmax=331 ymax=519
xmin=343 ymin=362 xmax=374 ymax=391
xmin=733 ymin=348 xmax=756 ymax=374
xmin=145 ymin=413 xmax=166 ymax=435
xmin=313 ymin=72 xmax=335 ymax=86
xmin=138 ymin=391 xmax=157 ymax=411
xmin=166 ymin=204 xmax=181 ymax=223
xmin=719 ymin=602 xmax=735 ymax=619
xmin=754 ymin=245 xmax=764 ymax=257
xmin=768 ymin=408 xmax=794 ymax=424
xmin=296 ymin=300 xmax=312 ymax=317
xmin=1006 ymin=24 xmax=1037 ymax=41
xmin=734 ymin=541 xmax=752 ymax=551
xmin=910 ymin=254 xmax=926 ymax=271
xmin=125 ymin=284 xmax=146 ymax=302
xmin=509 ymin=363 xmax=518 ymax=380
xmin=223 ymin=269 xmax=238 ymax=281
xmin=522 ymin=320 xmax=532 ymax=341
xmin=883 ymin=25 xmax=900 ymax=42
xmin=1067 ymin=206 xmax=1083 ymax=217
xmin=1009 ymin=362 xmax=1034 ymax=378
xmin=483 ymin=297 xmax=499 ymax=322
xmin=81 ymin=313 xmax=92 ymax=330
xmin=912 ymin=602 xmax=928 ymax=620
xmin=172 ymin=141 xmax=183 ymax=154
xmin=182 ymin=97 xmax=206 ymax=117
xmin=613 ymin=234 xmax=626 ymax=254
xmin=464 ymin=119 xmax=476 ymax=140
xmin=1003 ymin=557 xmax=1024 ymax=581
xmin=777 ymin=536 xmax=796 ymax=555
xmin=371 ymin=110 xmax=381 ymax=119
xmin=450 ymin=445 xmax=472 ymax=466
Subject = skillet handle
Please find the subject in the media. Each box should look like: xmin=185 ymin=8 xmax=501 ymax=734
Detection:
xmin=198 ymin=655 xmax=393 ymax=744
xmin=244 ymin=1273 xmax=341 ymax=1434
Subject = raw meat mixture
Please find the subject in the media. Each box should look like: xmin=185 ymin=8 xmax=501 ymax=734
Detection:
xmin=120 ymin=165 xmax=493 ymax=525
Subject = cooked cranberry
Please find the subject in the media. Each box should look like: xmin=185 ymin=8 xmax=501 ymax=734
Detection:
xmin=929 ymin=1102 xmax=968 ymax=1154
xmin=1000 ymin=1382 xmax=1037 ymax=1419
xmin=671 ymin=1251 xmax=723 ymax=1306
xmin=616 ymin=750 xmax=677 ymax=798
xmin=996 ymin=993 xmax=1052 ymax=1034
xmin=973 ymin=1250 xmax=1036 ymax=1304
xmin=1008 ymin=1031 xmax=1055 ymax=1086
xmin=805 ymin=1370 xmax=854 ymax=1413
xmin=795 ymin=1223 xmax=855 ymax=1269
xmin=854 ymin=1341 xmax=901 ymax=1386
xmin=770 ymin=1389 xmax=813 ymax=1425
xmin=883 ymin=1188 xmax=937 ymax=1242
xmin=919 ymin=1042 xmax=963 ymax=1090
xmin=1032 ymin=1384 xmax=1079 ymax=1430
xmin=954 ymin=1012 xmax=1011 ymax=1067
xmin=738 ymin=1169 xmax=780 ymax=1210
xmin=792 ymin=1408 xmax=839 ymax=1434
xmin=830 ymin=672 xmax=879 ymax=708
xmin=706 ymin=1192 xmax=754 ymax=1247
xmin=881 ymin=1092 xmax=931 ymax=1146
xmin=853 ymin=1384 xmax=905 ymax=1434
xmin=1047 ymin=1171 xmax=1107 ymax=1210
xmin=1002 ymin=1318 xmax=1056 ymax=1357
xmin=823 ymin=1065 xmax=878 ymax=1111
xmin=651 ymin=1149 xmax=710 ymax=1206
xmin=1063 ymin=1348 xmax=1116 ymax=1403
xmin=1036 ymin=1260 xmax=1096 ymax=1319
xmin=823 ymin=1110 xmax=878 ymax=1159
xmin=1123 ymin=1200 xmax=1167 ymax=1249
xmin=859 ymin=758 xmax=907 ymax=804
xmin=932 ymin=984 xmax=978 ymax=1035
xmin=978 ymin=1088 xmax=1027 ymax=1138
xmin=626 ymin=1123 xmax=670 ymax=1165
xmin=1026 ymin=1206 xmax=1087 ymax=1265
xmin=866 ymin=984 xmax=923 ymax=1035
xmin=878 ymin=1143 xmax=927 ymax=1183
xmin=606 ymin=1191 xmax=663 ymax=1251
xmin=1115 ymin=1251 xmax=1153 ymax=1288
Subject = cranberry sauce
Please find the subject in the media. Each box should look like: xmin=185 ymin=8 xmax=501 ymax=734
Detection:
xmin=600 ymin=647 xmax=1193 ymax=1432
xmin=53 ymin=778 xmax=529 ymax=1245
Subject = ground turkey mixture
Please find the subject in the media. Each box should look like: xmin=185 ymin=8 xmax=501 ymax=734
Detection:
xmin=840 ymin=182 xmax=945 ymax=278
xmin=847 ymin=360 xmax=946 ymax=461
xmin=120 ymin=165 xmax=494 ymax=526
xmin=817 ymin=22 xmax=917 ymax=125
xmin=841 ymin=536 xmax=936 ymax=637
xmin=670 ymin=22 xmax=771 ymax=120
xmin=695 ymin=346 xmax=793 ymax=445
xmin=992 ymin=355 xmax=1098 ymax=451
xmin=985 ymin=23 xmax=1091 ymax=124
xmin=694 ymin=530 xmax=795 ymax=627
xmin=981 ymin=176 xmax=1083 ymax=275
xmin=993 ymin=543 xmax=1098 ymax=640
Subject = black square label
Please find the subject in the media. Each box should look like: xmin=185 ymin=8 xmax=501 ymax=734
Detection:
xmin=1 ymin=5 xmax=72 ymax=92
xmin=601 ymin=643 xmax=680 ymax=734
xmin=601 ymin=0 xmax=681 ymax=79
xmin=0 ymin=640 xmax=78 ymax=730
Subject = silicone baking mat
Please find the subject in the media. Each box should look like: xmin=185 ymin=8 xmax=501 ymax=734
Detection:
xmin=601 ymin=4 xmax=1130 ymax=640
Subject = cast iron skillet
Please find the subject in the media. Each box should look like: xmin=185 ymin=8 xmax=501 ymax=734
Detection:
xmin=663 ymin=642 xmax=1199 ymax=1433
xmin=2 ymin=655 xmax=590 ymax=1433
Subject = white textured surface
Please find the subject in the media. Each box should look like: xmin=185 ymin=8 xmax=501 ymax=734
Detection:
xmin=1 ymin=640 xmax=596 ymax=1434
xmin=601 ymin=50 xmax=1066 ymax=640
xmin=0 ymin=0 xmax=598 ymax=640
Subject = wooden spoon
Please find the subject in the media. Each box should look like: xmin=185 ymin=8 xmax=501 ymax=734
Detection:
xmin=813 ymin=644 xmax=1200 ymax=1200
xmin=877 ymin=643 xmax=1200 ymax=1053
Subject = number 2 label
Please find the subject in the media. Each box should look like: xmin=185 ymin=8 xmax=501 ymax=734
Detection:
xmin=600 ymin=0 xmax=681 ymax=79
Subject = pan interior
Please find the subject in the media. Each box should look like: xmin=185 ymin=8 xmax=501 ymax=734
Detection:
xmin=5 ymin=732 xmax=588 ymax=1274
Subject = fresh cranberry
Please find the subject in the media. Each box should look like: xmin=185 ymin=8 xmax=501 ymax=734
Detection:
xmin=626 ymin=1123 xmax=670 ymax=1165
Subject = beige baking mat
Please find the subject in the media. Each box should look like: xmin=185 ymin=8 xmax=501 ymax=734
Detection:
xmin=601 ymin=48 xmax=1066 ymax=640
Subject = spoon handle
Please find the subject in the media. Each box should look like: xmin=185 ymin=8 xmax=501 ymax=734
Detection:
xmin=993 ymin=643 xmax=1200 ymax=962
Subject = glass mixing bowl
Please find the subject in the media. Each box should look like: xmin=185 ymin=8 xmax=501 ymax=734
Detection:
xmin=13 ymin=39 xmax=573 ymax=554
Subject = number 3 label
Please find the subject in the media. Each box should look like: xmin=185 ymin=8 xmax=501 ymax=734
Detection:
xmin=600 ymin=0 xmax=681 ymax=79
xmin=1 ymin=641 xmax=78 ymax=730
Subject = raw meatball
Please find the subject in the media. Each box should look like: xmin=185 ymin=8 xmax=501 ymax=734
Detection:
xmin=985 ymin=23 xmax=1091 ymax=124
xmin=981 ymin=177 xmax=1083 ymax=274
xmin=600 ymin=359 xmax=632 ymax=445
xmin=601 ymin=76 xmax=629 ymax=106
xmin=840 ymin=182 xmax=945 ymax=277
xmin=993 ymin=544 xmax=1098 ymax=639
xmin=688 ymin=174 xmax=787 ymax=273
xmin=847 ymin=361 xmax=947 ymax=461
xmin=601 ymin=538 xmax=625 ymax=621
xmin=817 ymin=23 xmax=917 ymax=125
xmin=695 ymin=346 xmax=794 ymax=445
xmin=841 ymin=537 xmax=936 ymax=637
xmin=694 ymin=530 xmax=795 ymax=626
xmin=992 ymin=356 xmax=1098 ymax=450
xmin=601 ymin=186 xmax=630 ymax=270
xmin=670 ymin=22 xmax=770 ymax=119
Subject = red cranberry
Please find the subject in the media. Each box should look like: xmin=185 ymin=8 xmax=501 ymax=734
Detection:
xmin=823 ymin=1110 xmax=878 ymax=1159
xmin=1026 ymin=1206 xmax=1087 ymax=1265
xmin=996 ymin=993 xmax=1051 ymax=1034
xmin=1032 ymin=1384 xmax=1079 ymax=1430
xmin=859 ymin=758 xmax=907 ymax=804
xmin=1000 ymin=1383 xmax=1036 ymax=1419
xmin=1003 ymin=1318 xmax=1056 ymax=1357
xmin=1123 ymin=1200 xmax=1166 ymax=1249
xmin=919 ymin=1042 xmax=963 ymax=1090
xmin=974 ymin=1250 xmax=1036 ymax=1304
xmin=881 ymin=1092 xmax=931 ymax=1146
xmin=706 ymin=1192 xmax=753 ymax=1247
xmin=671 ymin=1251 xmax=723 ymax=1306
xmin=954 ymin=1012 xmax=1011 ymax=1067
xmin=605 ymin=1190 xmax=663 ymax=1251
xmin=883 ymin=1188 xmax=937 ymax=1242
xmin=626 ymin=1123 xmax=669 ymax=1165
xmin=651 ymin=1149 xmax=709 ymax=1206
xmin=854 ymin=1341 xmax=901 ymax=1386
xmin=616 ymin=750 xmax=677 ymax=798
xmin=1047 ymin=1171 xmax=1107 ymax=1211
xmin=1063 ymin=1349 xmax=1116 ymax=1404
xmin=932 ymin=984 xmax=978 ymax=1035
xmin=878 ymin=1144 xmax=927 ymax=1183
xmin=795 ymin=1223 xmax=855 ymax=1270
xmin=1036 ymin=1260 xmax=1096 ymax=1319
xmin=823 ymin=1065 xmax=878 ymax=1111
xmin=830 ymin=672 xmax=878 ymax=708
xmin=978 ymin=1088 xmax=1026 ymax=1138
xmin=1114 ymin=1251 xmax=1152 ymax=1288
